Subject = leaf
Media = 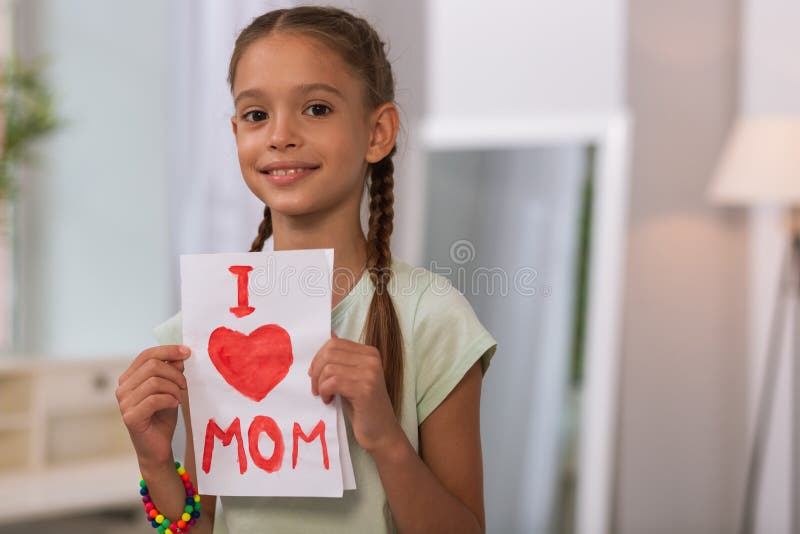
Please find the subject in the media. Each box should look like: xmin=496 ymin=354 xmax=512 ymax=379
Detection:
xmin=1 ymin=55 xmax=62 ymax=200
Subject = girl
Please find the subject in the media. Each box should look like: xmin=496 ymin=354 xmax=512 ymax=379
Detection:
xmin=116 ymin=6 xmax=497 ymax=533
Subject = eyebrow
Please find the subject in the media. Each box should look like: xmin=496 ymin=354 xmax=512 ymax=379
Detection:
xmin=234 ymin=83 xmax=345 ymax=106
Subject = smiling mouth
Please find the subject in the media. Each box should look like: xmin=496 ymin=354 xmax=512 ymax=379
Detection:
xmin=259 ymin=166 xmax=319 ymax=185
xmin=263 ymin=167 xmax=318 ymax=176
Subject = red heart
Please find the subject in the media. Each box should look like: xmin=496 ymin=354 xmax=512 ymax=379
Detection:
xmin=207 ymin=324 xmax=294 ymax=402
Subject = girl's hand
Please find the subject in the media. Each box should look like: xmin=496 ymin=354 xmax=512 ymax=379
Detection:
xmin=116 ymin=345 xmax=190 ymax=469
xmin=308 ymin=334 xmax=405 ymax=456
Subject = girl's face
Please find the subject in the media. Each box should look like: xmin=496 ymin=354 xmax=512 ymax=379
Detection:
xmin=230 ymin=32 xmax=378 ymax=218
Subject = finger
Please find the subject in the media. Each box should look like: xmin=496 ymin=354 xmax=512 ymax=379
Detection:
xmin=318 ymin=373 xmax=361 ymax=405
xmin=331 ymin=330 xmax=338 ymax=339
xmin=120 ymin=376 xmax=184 ymax=412
xmin=167 ymin=359 xmax=185 ymax=372
xmin=307 ymin=341 xmax=358 ymax=378
xmin=122 ymin=394 xmax=180 ymax=433
xmin=308 ymin=339 xmax=339 ymax=378
xmin=317 ymin=374 xmax=339 ymax=404
xmin=123 ymin=358 xmax=188 ymax=393
xmin=117 ymin=358 xmax=187 ymax=400
xmin=328 ymin=336 xmax=380 ymax=359
xmin=313 ymin=362 xmax=353 ymax=397
xmin=309 ymin=348 xmax=360 ymax=394
xmin=119 ymin=345 xmax=190 ymax=385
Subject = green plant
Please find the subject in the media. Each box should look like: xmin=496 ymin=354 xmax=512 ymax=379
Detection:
xmin=1 ymin=55 xmax=60 ymax=200
xmin=569 ymin=144 xmax=595 ymax=388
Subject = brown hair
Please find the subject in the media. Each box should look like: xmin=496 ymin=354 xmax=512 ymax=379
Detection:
xmin=228 ymin=6 xmax=404 ymax=416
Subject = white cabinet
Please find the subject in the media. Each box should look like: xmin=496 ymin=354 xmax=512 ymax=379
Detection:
xmin=0 ymin=357 xmax=140 ymax=524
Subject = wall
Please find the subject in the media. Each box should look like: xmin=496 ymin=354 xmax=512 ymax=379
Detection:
xmin=425 ymin=0 xmax=626 ymax=116
xmin=13 ymin=0 xmax=172 ymax=357
xmin=614 ymin=1 xmax=747 ymax=532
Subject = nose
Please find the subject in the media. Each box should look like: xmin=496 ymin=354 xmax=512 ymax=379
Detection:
xmin=267 ymin=113 xmax=300 ymax=151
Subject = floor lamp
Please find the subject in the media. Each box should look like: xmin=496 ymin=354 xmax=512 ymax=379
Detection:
xmin=708 ymin=116 xmax=800 ymax=534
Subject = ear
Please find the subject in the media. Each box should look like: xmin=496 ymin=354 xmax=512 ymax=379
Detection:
xmin=365 ymin=102 xmax=399 ymax=164
xmin=230 ymin=115 xmax=238 ymax=140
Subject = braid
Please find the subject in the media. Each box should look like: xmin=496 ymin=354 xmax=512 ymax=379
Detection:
xmin=363 ymin=146 xmax=404 ymax=416
xmin=366 ymin=146 xmax=397 ymax=290
xmin=249 ymin=205 xmax=273 ymax=252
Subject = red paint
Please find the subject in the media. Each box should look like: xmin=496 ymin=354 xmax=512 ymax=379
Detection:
xmin=292 ymin=420 xmax=329 ymax=470
xmin=228 ymin=265 xmax=255 ymax=318
xmin=207 ymin=324 xmax=293 ymax=401
xmin=248 ymin=415 xmax=285 ymax=473
xmin=202 ymin=417 xmax=247 ymax=474
xmin=202 ymin=416 xmax=333 ymax=476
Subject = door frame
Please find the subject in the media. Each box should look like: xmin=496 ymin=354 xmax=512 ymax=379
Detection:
xmin=402 ymin=113 xmax=632 ymax=534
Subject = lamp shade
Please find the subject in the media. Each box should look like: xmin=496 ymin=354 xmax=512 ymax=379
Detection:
xmin=708 ymin=116 xmax=800 ymax=206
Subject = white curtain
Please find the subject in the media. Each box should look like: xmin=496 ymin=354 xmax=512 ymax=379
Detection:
xmin=165 ymin=0 xmax=299 ymax=476
xmin=164 ymin=1 xmax=295 ymax=299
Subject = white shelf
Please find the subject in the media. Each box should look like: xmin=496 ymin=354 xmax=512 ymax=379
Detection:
xmin=0 ymin=356 xmax=140 ymax=525
xmin=0 ymin=456 xmax=141 ymax=524
xmin=0 ymin=413 xmax=31 ymax=431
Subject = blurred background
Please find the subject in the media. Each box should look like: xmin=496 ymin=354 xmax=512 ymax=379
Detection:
xmin=1 ymin=0 xmax=798 ymax=533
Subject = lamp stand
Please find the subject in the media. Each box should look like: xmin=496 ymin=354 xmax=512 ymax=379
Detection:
xmin=740 ymin=208 xmax=800 ymax=534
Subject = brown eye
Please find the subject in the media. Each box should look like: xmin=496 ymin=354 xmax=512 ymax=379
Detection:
xmin=244 ymin=110 xmax=267 ymax=122
xmin=303 ymin=104 xmax=331 ymax=117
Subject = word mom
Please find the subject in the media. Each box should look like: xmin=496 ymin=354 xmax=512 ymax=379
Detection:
xmin=203 ymin=416 xmax=330 ymax=474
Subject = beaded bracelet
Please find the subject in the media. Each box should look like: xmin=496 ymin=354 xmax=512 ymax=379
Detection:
xmin=139 ymin=461 xmax=202 ymax=534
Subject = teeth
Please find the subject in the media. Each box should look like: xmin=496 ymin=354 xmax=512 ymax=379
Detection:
xmin=270 ymin=168 xmax=307 ymax=176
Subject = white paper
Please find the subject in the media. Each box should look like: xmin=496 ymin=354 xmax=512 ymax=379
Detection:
xmin=323 ymin=249 xmax=356 ymax=491
xmin=336 ymin=396 xmax=356 ymax=490
xmin=180 ymin=249 xmax=346 ymax=497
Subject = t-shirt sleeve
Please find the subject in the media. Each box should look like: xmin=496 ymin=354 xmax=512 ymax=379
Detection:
xmin=412 ymin=276 xmax=497 ymax=424
xmin=153 ymin=311 xmax=183 ymax=346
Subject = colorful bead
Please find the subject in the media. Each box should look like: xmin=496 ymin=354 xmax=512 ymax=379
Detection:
xmin=138 ymin=461 xmax=199 ymax=533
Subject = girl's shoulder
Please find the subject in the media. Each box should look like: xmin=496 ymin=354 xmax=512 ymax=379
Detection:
xmin=388 ymin=257 xmax=480 ymax=330
xmin=389 ymin=257 xmax=497 ymax=424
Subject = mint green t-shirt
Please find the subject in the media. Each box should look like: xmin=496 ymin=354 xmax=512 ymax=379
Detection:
xmin=152 ymin=257 xmax=497 ymax=533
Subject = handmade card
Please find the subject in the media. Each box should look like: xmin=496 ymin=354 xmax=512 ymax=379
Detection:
xmin=180 ymin=248 xmax=350 ymax=497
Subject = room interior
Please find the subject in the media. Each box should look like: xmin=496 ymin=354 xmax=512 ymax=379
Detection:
xmin=1 ymin=0 xmax=798 ymax=533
